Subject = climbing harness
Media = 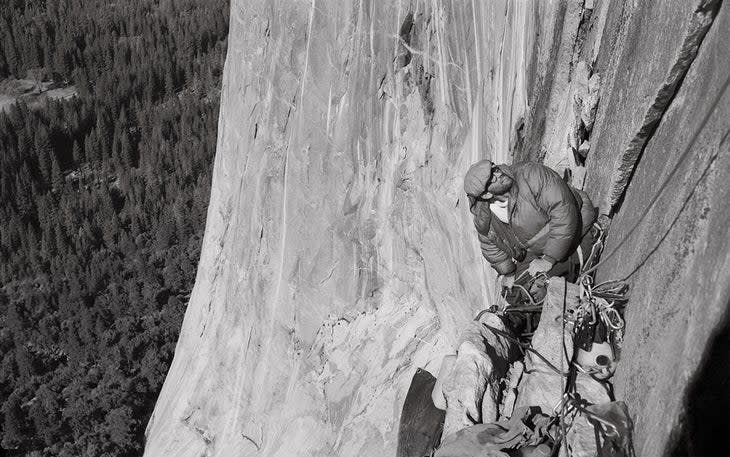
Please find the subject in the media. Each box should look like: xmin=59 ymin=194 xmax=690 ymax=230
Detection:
xmin=500 ymin=270 xmax=549 ymax=310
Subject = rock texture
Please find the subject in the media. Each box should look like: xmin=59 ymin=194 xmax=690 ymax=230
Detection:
xmin=585 ymin=0 xmax=721 ymax=214
xmin=590 ymin=3 xmax=730 ymax=456
xmin=441 ymin=315 xmax=517 ymax=437
xmin=144 ymin=2 xmax=570 ymax=456
xmin=513 ymin=3 xmax=728 ymax=452
xmin=518 ymin=0 xmax=607 ymax=183
xmin=145 ymin=0 xmax=729 ymax=456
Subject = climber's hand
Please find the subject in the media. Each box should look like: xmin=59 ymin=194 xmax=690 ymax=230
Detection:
xmin=528 ymin=257 xmax=554 ymax=276
xmin=500 ymin=274 xmax=515 ymax=290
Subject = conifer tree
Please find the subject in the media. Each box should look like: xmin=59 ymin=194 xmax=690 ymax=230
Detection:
xmin=0 ymin=1 xmax=229 ymax=453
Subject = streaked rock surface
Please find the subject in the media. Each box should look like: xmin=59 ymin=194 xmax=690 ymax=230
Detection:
xmin=144 ymin=1 xmax=562 ymax=456
xmin=144 ymin=0 xmax=729 ymax=456
xmin=591 ymin=3 xmax=730 ymax=456
xmin=586 ymin=0 xmax=721 ymax=214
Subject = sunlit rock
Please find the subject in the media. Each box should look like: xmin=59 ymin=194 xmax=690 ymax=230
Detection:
xmin=441 ymin=315 xmax=518 ymax=437
xmin=143 ymin=0 xmax=729 ymax=456
xmin=144 ymin=1 xmax=558 ymax=456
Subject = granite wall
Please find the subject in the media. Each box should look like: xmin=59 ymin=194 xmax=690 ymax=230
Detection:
xmin=145 ymin=1 xmax=728 ymax=456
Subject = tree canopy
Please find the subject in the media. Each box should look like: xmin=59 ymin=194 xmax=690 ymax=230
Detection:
xmin=0 ymin=0 xmax=229 ymax=455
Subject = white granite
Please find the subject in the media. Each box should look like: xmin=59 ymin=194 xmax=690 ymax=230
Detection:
xmin=144 ymin=1 xmax=566 ymax=456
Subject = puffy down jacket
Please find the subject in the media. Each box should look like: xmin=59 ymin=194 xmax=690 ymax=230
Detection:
xmin=469 ymin=162 xmax=595 ymax=275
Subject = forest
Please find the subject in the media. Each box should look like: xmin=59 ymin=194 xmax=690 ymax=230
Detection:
xmin=0 ymin=0 xmax=229 ymax=455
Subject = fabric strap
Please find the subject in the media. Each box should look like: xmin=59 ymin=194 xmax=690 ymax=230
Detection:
xmin=490 ymin=216 xmax=527 ymax=262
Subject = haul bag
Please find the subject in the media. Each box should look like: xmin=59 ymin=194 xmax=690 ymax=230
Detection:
xmin=397 ymin=368 xmax=446 ymax=457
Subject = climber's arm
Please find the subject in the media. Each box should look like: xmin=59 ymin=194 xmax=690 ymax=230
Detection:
xmin=528 ymin=163 xmax=580 ymax=262
xmin=478 ymin=231 xmax=516 ymax=275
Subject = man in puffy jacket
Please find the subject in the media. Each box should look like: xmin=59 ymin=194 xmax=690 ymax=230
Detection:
xmin=464 ymin=159 xmax=596 ymax=288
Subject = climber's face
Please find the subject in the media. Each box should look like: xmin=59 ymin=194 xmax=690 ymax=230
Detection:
xmin=482 ymin=167 xmax=512 ymax=200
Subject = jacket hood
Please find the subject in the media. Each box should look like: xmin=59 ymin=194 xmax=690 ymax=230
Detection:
xmin=463 ymin=159 xmax=493 ymax=196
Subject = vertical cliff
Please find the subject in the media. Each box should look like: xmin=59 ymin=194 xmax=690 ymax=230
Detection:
xmin=517 ymin=1 xmax=728 ymax=456
xmin=585 ymin=2 xmax=729 ymax=456
xmin=146 ymin=1 xmax=729 ymax=456
xmin=144 ymin=1 xmax=563 ymax=456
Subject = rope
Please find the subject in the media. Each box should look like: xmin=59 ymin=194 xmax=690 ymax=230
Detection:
xmin=549 ymin=395 xmax=575 ymax=457
xmin=482 ymin=276 xmax=625 ymax=455
xmin=575 ymin=275 xmax=626 ymax=331
xmin=618 ymin=144 xmax=722 ymax=281
xmin=580 ymin=73 xmax=730 ymax=280
xmin=559 ymin=279 xmax=569 ymax=456
xmin=503 ymin=305 xmax=543 ymax=313
xmin=516 ymin=270 xmax=548 ymax=285
xmin=582 ymin=223 xmax=606 ymax=274
xmin=562 ymin=394 xmax=620 ymax=435
xmin=476 ymin=319 xmax=569 ymax=377
xmin=546 ymin=392 xmax=623 ymax=457
xmin=511 ymin=283 xmax=544 ymax=307
xmin=500 ymin=271 xmax=548 ymax=307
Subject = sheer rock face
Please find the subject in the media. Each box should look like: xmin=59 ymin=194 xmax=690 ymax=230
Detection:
xmin=585 ymin=0 xmax=722 ymax=214
xmin=516 ymin=1 xmax=728 ymax=452
xmin=145 ymin=0 xmax=729 ymax=456
xmin=144 ymin=1 xmax=561 ymax=456
xmin=589 ymin=3 xmax=730 ymax=456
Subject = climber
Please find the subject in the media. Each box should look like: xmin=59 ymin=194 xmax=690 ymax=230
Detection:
xmin=464 ymin=160 xmax=596 ymax=298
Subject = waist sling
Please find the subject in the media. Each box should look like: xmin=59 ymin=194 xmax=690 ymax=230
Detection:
xmin=490 ymin=215 xmax=527 ymax=263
